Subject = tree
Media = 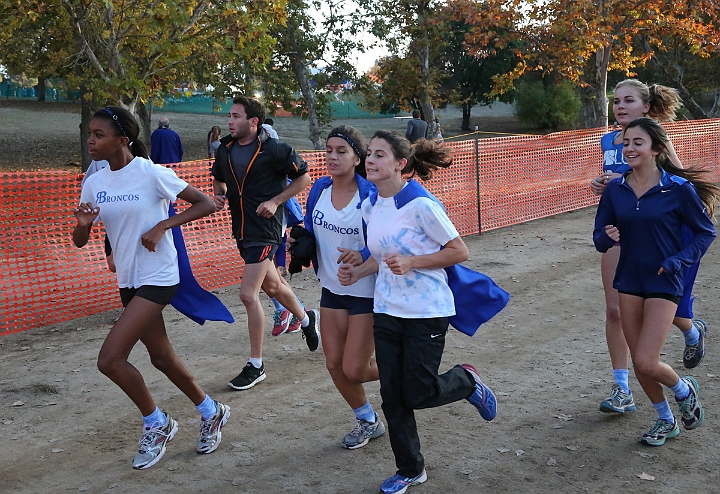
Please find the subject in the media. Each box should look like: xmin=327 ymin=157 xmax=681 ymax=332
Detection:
xmin=638 ymin=0 xmax=720 ymax=119
xmin=0 ymin=1 xmax=74 ymax=102
xmin=358 ymin=0 xmax=446 ymax=139
xmin=64 ymin=1 xmax=282 ymax=135
xmin=358 ymin=55 xmax=424 ymax=116
xmin=358 ymin=4 xmax=518 ymax=132
xmin=1 ymin=0 xmax=283 ymax=168
xmin=460 ymin=0 xmax=720 ymax=128
xmin=646 ymin=46 xmax=720 ymax=119
xmin=463 ymin=0 xmax=652 ymax=128
xmin=253 ymin=0 xmax=366 ymax=149
xmin=438 ymin=2 xmax=519 ymax=131
xmin=514 ymin=77 xmax=581 ymax=129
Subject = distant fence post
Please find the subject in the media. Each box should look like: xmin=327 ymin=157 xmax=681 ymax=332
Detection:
xmin=475 ymin=137 xmax=482 ymax=234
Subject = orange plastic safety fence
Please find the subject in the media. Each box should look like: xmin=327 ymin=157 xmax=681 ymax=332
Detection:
xmin=1 ymin=119 xmax=718 ymax=335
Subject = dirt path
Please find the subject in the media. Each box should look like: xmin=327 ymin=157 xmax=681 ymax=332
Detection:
xmin=1 ymin=207 xmax=719 ymax=493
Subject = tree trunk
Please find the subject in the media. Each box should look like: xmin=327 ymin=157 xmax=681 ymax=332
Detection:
xmin=136 ymin=102 xmax=152 ymax=147
xmin=294 ymin=60 xmax=322 ymax=149
xmin=710 ymin=86 xmax=720 ymax=118
xmin=37 ymin=78 xmax=46 ymax=102
xmin=579 ymin=87 xmax=599 ymax=129
xmin=593 ymin=44 xmax=611 ymax=128
xmin=416 ymin=7 xmax=438 ymax=140
xmin=648 ymin=54 xmax=708 ymax=120
xmin=461 ymin=102 xmax=471 ymax=131
xmin=671 ymin=82 xmax=708 ymax=120
xmin=287 ymin=22 xmax=322 ymax=150
xmin=79 ymin=87 xmax=93 ymax=172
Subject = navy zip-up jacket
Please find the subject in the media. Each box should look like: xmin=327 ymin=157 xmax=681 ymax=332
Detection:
xmin=593 ymin=169 xmax=716 ymax=296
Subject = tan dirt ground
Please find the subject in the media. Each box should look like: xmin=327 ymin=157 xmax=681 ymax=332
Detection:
xmin=1 ymin=101 xmax=719 ymax=493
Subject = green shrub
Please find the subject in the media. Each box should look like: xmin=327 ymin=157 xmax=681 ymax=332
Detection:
xmin=514 ymin=80 xmax=581 ymax=129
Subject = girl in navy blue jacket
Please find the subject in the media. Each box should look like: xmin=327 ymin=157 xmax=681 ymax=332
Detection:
xmin=594 ymin=117 xmax=718 ymax=446
xmin=590 ymin=80 xmax=709 ymax=418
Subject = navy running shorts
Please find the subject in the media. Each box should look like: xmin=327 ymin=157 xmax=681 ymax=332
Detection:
xmin=119 ymin=284 xmax=179 ymax=307
xmin=320 ymin=287 xmax=374 ymax=315
xmin=618 ymin=290 xmax=681 ymax=304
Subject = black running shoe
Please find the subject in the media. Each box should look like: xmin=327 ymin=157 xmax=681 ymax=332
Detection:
xmin=683 ymin=319 xmax=707 ymax=369
xmin=302 ymin=309 xmax=321 ymax=352
xmin=228 ymin=362 xmax=266 ymax=390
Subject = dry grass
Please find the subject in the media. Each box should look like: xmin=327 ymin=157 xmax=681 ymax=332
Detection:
xmin=0 ymin=99 xmax=523 ymax=171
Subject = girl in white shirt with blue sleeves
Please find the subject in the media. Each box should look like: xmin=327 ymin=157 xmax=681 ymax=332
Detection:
xmin=339 ymin=131 xmax=501 ymax=494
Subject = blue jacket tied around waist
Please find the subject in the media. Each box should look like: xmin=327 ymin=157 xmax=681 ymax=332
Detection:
xmin=169 ymin=204 xmax=234 ymax=325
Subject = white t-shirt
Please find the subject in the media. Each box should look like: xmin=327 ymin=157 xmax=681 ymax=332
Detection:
xmin=262 ymin=124 xmax=279 ymax=139
xmin=362 ymin=185 xmax=459 ymax=318
xmin=80 ymin=157 xmax=188 ymax=288
xmin=313 ymin=186 xmax=375 ymax=297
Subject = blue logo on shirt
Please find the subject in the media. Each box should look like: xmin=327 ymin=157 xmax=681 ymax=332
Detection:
xmin=96 ymin=191 xmax=140 ymax=204
xmin=312 ymin=210 xmax=359 ymax=235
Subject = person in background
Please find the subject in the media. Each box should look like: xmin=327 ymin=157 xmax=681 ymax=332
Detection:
xmin=434 ymin=117 xmax=444 ymax=142
xmin=593 ymin=117 xmax=717 ymax=446
xmin=150 ymin=117 xmax=184 ymax=164
xmin=262 ymin=118 xmax=279 ymax=139
xmin=405 ymin=109 xmax=428 ymax=144
xmin=74 ymin=106 xmax=230 ymax=470
xmin=208 ymin=125 xmax=222 ymax=159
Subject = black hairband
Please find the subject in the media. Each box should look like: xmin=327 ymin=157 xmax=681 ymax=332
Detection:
xmin=328 ymin=132 xmax=362 ymax=157
xmin=101 ymin=107 xmax=128 ymax=137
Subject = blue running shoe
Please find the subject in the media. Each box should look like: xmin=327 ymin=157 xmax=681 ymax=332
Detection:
xmin=462 ymin=364 xmax=497 ymax=421
xmin=379 ymin=469 xmax=427 ymax=494
xmin=639 ymin=418 xmax=680 ymax=446
xmin=676 ymin=376 xmax=704 ymax=430
xmin=599 ymin=384 xmax=636 ymax=413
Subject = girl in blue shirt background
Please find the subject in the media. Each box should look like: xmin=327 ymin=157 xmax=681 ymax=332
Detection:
xmin=590 ymin=79 xmax=708 ymax=416
xmin=593 ymin=117 xmax=718 ymax=446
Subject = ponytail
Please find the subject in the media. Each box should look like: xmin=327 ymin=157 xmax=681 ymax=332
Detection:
xmin=626 ymin=118 xmax=718 ymax=217
xmin=370 ymin=130 xmax=453 ymax=181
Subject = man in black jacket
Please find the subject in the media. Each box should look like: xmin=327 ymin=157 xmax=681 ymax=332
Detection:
xmin=212 ymin=95 xmax=320 ymax=391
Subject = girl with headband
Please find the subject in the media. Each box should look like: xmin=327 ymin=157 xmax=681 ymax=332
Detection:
xmin=73 ymin=106 xmax=230 ymax=469
xmin=299 ymin=125 xmax=386 ymax=449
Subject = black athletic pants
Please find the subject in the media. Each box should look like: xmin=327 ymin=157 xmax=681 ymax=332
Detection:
xmin=373 ymin=313 xmax=475 ymax=478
